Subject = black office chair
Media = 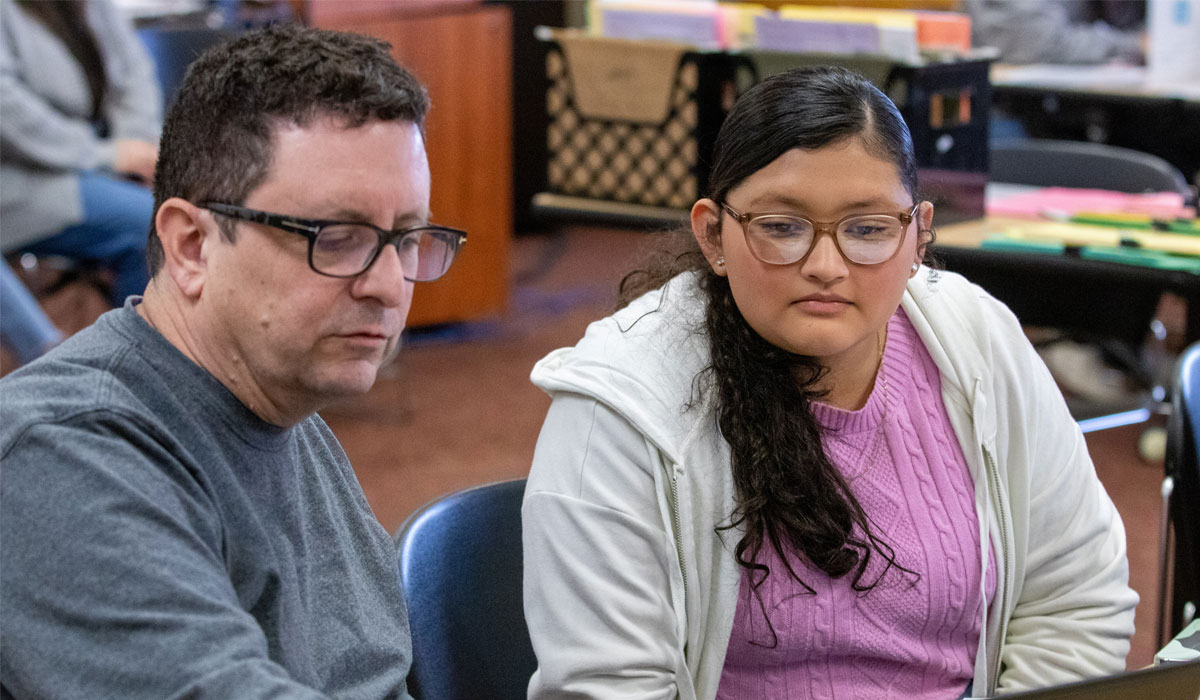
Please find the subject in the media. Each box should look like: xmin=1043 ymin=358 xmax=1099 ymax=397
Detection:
xmin=991 ymin=138 xmax=1192 ymax=199
xmin=938 ymin=139 xmax=1194 ymax=432
xmin=395 ymin=479 xmax=535 ymax=700
xmin=4 ymin=252 xmax=113 ymax=301
xmin=1160 ymin=343 xmax=1200 ymax=647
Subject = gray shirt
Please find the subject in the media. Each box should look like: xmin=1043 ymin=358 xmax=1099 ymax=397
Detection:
xmin=0 ymin=300 xmax=412 ymax=699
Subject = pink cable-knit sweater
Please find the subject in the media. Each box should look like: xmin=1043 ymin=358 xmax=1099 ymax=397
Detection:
xmin=716 ymin=309 xmax=997 ymax=700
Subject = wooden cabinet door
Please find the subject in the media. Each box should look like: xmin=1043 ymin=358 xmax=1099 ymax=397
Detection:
xmin=312 ymin=2 xmax=513 ymax=326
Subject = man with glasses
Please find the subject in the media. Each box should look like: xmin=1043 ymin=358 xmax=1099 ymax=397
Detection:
xmin=0 ymin=25 xmax=463 ymax=699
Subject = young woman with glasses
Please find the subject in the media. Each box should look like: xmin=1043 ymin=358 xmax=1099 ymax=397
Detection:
xmin=522 ymin=66 xmax=1136 ymax=700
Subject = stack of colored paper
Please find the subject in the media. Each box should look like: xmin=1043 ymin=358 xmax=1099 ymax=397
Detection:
xmin=987 ymin=186 xmax=1194 ymax=221
xmin=914 ymin=11 xmax=972 ymax=54
xmin=753 ymin=6 xmax=971 ymax=62
xmin=1155 ymin=619 xmax=1200 ymax=664
xmin=587 ymin=1 xmax=972 ymax=57
xmin=589 ymin=0 xmax=729 ymax=49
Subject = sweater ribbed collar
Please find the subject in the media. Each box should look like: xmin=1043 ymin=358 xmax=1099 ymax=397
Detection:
xmin=811 ymin=308 xmax=916 ymax=436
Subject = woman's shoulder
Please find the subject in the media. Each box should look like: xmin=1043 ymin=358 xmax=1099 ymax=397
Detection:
xmin=532 ymin=272 xmax=711 ymax=412
xmin=903 ymin=266 xmax=1053 ymax=413
xmin=905 ymin=266 xmax=1026 ymax=345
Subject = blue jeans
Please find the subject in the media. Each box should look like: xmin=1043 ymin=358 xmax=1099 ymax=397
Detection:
xmin=21 ymin=171 xmax=153 ymax=306
xmin=1 ymin=262 xmax=62 ymax=365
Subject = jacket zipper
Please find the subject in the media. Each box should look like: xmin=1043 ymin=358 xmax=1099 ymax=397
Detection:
xmin=670 ymin=469 xmax=688 ymax=607
xmin=984 ymin=445 xmax=1011 ymax=695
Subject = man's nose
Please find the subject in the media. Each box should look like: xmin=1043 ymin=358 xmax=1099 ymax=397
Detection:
xmin=352 ymin=244 xmax=411 ymax=307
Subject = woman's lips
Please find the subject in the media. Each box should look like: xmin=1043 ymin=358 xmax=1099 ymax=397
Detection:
xmin=794 ymin=294 xmax=850 ymax=314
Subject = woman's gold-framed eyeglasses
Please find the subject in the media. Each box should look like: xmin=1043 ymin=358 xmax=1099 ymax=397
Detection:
xmin=720 ymin=202 xmax=919 ymax=266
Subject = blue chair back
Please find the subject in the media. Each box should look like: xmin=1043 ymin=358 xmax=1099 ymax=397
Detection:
xmin=1165 ymin=344 xmax=1200 ymax=640
xmin=396 ymin=479 xmax=535 ymax=700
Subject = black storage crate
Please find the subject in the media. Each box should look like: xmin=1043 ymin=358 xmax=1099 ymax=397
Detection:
xmin=533 ymin=30 xmax=992 ymax=225
xmin=538 ymin=33 xmax=749 ymax=217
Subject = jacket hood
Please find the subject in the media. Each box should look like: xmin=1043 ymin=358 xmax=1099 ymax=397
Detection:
xmin=531 ymin=271 xmax=714 ymax=462
xmin=533 ymin=266 xmax=999 ymax=431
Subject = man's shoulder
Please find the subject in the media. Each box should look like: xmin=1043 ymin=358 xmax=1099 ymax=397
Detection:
xmin=0 ymin=311 xmax=171 ymax=453
xmin=2 ymin=348 xmax=120 ymax=425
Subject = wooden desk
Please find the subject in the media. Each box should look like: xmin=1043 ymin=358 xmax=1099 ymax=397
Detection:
xmin=311 ymin=1 xmax=514 ymax=327
xmin=935 ymin=215 xmax=1027 ymax=247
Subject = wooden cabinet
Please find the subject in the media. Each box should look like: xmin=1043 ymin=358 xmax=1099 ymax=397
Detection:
xmin=311 ymin=1 xmax=512 ymax=327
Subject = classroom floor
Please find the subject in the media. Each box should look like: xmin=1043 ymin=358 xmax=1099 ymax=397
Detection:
xmin=6 ymin=222 xmax=1174 ymax=671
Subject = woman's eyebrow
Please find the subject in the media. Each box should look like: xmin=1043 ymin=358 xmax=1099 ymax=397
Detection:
xmin=745 ymin=194 xmax=808 ymax=211
xmin=746 ymin=194 xmax=898 ymax=212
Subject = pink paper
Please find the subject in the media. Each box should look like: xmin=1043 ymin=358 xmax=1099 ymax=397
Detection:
xmin=987 ymin=187 xmax=1191 ymax=219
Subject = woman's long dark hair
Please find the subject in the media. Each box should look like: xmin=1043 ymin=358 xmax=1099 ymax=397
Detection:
xmin=620 ymin=66 xmax=927 ymax=608
xmin=17 ymin=0 xmax=107 ymax=122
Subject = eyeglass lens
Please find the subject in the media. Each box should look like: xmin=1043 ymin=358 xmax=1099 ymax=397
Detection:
xmin=745 ymin=214 xmax=906 ymax=265
xmin=312 ymin=225 xmax=455 ymax=281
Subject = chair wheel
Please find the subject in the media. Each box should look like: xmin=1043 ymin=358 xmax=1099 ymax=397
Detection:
xmin=1139 ymin=426 xmax=1168 ymax=462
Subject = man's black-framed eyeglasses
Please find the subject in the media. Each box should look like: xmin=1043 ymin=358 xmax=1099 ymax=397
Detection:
xmin=202 ymin=202 xmax=467 ymax=282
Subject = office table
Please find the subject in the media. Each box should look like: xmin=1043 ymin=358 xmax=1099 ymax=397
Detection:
xmin=934 ymin=212 xmax=1200 ymax=431
xmin=934 ymin=214 xmax=1200 ymax=346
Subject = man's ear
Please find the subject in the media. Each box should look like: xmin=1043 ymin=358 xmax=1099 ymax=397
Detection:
xmin=154 ymin=197 xmax=215 ymax=300
xmin=690 ymin=198 xmax=727 ymax=276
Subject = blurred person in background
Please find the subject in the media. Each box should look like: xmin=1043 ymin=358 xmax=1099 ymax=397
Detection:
xmin=966 ymin=0 xmax=1146 ymax=142
xmin=0 ymin=0 xmax=161 ymax=307
xmin=965 ymin=0 xmax=1145 ymax=66
xmin=0 ymin=261 xmax=62 ymax=367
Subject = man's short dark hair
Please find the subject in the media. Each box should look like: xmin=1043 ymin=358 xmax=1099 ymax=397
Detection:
xmin=147 ymin=24 xmax=430 ymax=276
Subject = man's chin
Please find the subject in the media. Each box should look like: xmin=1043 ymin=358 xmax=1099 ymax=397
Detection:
xmin=312 ymin=362 xmax=387 ymax=403
xmin=382 ymin=334 xmax=403 ymax=365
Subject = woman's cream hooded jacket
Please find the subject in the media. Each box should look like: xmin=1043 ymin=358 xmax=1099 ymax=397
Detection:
xmin=523 ymin=268 xmax=1137 ymax=699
